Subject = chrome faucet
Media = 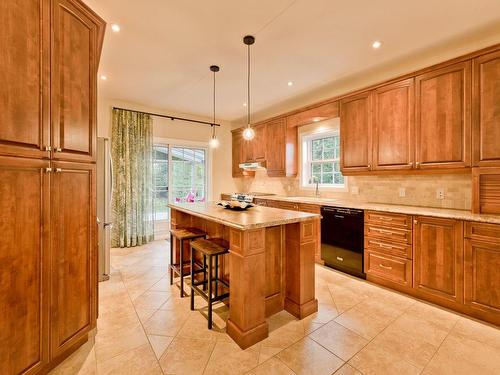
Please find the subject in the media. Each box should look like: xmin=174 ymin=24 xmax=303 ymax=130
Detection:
xmin=313 ymin=176 xmax=320 ymax=197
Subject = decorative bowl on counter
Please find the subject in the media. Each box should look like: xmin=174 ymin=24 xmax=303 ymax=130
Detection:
xmin=217 ymin=200 xmax=255 ymax=211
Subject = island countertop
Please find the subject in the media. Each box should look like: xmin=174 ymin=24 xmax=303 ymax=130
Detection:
xmin=168 ymin=201 xmax=320 ymax=230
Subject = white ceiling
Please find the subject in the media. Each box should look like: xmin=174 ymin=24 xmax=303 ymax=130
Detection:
xmin=85 ymin=0 xmax=500 ymax=121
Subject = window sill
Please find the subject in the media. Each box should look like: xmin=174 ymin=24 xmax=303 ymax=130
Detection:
xmin=300 ymin=185 xmax=348 ymax=193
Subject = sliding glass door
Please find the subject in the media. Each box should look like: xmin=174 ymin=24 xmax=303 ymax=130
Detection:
xmin=152 ymin=143 xmax=208 ymax=238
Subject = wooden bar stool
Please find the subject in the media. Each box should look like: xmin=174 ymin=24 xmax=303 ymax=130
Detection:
xmin=169 ymin=227 xmax=206 ymax=297
xmin=190 ymin=238 xmax=230 ymax=329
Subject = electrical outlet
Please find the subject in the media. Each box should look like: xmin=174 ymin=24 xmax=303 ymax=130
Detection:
xmin=436 ymin=188 xmax=445 ymax=200
xmin=399 ymin=187 xmax=406 ymax=197
xmin=351 ymin=186 xmax=359 ymax=195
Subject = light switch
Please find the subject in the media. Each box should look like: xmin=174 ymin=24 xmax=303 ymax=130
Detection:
xmin=436 ymin=188 xmax=445 ymax=200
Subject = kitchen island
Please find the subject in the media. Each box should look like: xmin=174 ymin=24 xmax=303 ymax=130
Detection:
xmin=168 ymin=202 xmax=320 ymax=349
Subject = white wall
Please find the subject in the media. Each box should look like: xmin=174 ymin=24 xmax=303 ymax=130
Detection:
xmin=97 ymin=97 xmax=236 ymax=200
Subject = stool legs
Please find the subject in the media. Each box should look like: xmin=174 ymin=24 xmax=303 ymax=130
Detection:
xmin=169 ymin=233 xmax=174 ymax=285
xmin=190 ymin=245 xmax=195 ymax=311
xmin=207 ymin=255 xmax=213 ymax=329
xmin=179 ymin=239 xmax=185 ymax=298
xmin=203 ymin=255 xmax=207 ymax=291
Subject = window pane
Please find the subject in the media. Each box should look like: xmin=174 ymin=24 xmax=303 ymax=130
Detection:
xmin=323 ymin=149 xmax=334 ymax=159
xmin=322 ymin=173 xmax=334 ymax=184
xmin=312 ymin=139 xmax=322 ymax=151
xmin=312 ymin=148 xmax=323 ymax=161
xmin=322 ymin=162 xmax=333 ymax=173
xmin=333 ymin=162 xmax=340 ymax=172
xmin=334 ymin=173 xmax=344 ymax=184
xmin=323 ymin=137 xmax=335 ymax=149
xmin=312 ymin=163 xmax=321 ymax=173
xmin=312 ymin=173 xmax=321 ymax=183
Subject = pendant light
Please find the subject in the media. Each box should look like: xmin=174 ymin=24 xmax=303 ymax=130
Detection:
xmin=209 ymin=65 xmax=220 ymax=148
xmin=242 ymin=35 xmax=255 ymax=140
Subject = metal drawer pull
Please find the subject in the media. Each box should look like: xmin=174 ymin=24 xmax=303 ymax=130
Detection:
xmin=379 ymin=217 xmax=393 ymax=221
xmin=44 ymin=146 xmax=52 ymax=151
xmin=336 ymin=256 xmax=344 ymax=262
xmin=45 ymin=167 xmax=52 ymax=173
xmin=373 ymin=228 xmax=394 ymax=235
xmin=377 ymin=243 xmax=393 ymax=249
xmin=55 ymin=168 xmax=62 ymax=173
xmin=379 ymin=264 xmax=393 ymax=270
xmin=55 ymin=147 xmax=62 ymax=152
xmin=334 ymin=215 xmax=345 ymax=219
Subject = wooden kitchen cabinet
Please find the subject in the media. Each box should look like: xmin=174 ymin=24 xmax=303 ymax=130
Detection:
xmin=50 ymin=162 xmax=97 ymax=359
xmin=413 ymin=216 xmax=464 ymax=304
xmin=373 ymin=79 xmax=414 ymax=170
xmin=340 ymin=91 xmax=373 ymax=173
xmin=0 ymin=0 xmax=50 ymax=159
xmin=266 ymin=118 xmax=288 ymax=176
xmin=232 ymin=130 xmax=244 ymax=177
xmin=51 ymin=0 xmax=103 ymax=163
xmin=415 ymin=61 xmax=471 ymax=169
xmin=253 ymin=123 xmax=267 ymax=161
xmin=0 ymin=157 xmax=50 ymax=375
xmin=472 ymin=50 xmax=500 ymax=167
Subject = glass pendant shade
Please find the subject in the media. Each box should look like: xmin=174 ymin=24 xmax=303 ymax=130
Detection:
xmin=242 ymin=126 xmax=255 ymax=140
xmin=209 ymin=136 xmax=220 ymax=148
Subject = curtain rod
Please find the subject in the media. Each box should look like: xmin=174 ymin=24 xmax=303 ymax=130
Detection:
xmin=112 ymin=107 xmax=221 ymax=127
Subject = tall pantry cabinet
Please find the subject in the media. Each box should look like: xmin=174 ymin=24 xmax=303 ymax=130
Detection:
xmin=0 ymin=0 xmax=105 ymax=374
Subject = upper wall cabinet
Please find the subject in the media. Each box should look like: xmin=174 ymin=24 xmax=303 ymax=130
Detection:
xmin=415 ymin=61 xmax=471 ymax=169
xmin=472 ymin=50 xmax=500 ymax=167
xmin=266 ymin=118 xmax=288 ymax=176
xmin=0 ymin=0 xmax=50 ymax=159
xmin=340 ymin=91 xmax=373 ymax=173
xmin=51 ymin=0 xmax=102 ymax=163
xmin=373 ymin=79 xmax=415 ymax=171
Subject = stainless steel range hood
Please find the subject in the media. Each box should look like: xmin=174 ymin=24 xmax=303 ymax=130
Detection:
xmin=239 ymin=161 xmax=267 ymax=171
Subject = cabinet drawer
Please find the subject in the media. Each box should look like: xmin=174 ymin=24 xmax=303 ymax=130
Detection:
xmin=365 ymin=251 xmax=413 ymax=287
xmin=365 ymin=211 xmax=412 ymax=229
xmin=365 ymin=237 xmax=412 ymax=259
xmin=365 ymin=225 xmax=412 ymax=244
xmin=253 ymin=198 xmax=268 ymax=207
xmin=276 ymin=201 xmax=299 ymax=211
xmin=465 ymin=222 xmax=500 ymax=242
xmin=298 ymin=203 xmax=321 ymax=214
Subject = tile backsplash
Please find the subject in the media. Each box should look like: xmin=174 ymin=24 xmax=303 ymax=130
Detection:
xmin=234 ymin=172 xmax=472 ymax=210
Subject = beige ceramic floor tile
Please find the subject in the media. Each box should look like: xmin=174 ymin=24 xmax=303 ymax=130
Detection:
xmin=405 ymin=301 xmax=460 ymax=331
xmin=334 ymin=363 xmax=362 ymax=375
xmin=94 ymin=323 xmax=149 ymax=362
xmin=258 ymin=346 xmax=283 ymax=364
xmin=96 ymin=343 xmax=162 ymax=375
xmin=306 ymin=302 xmax=339 ymax=324
xmin=135 ymin=307 xmax=158 ymax=324
xmin=203 ymin=341 xmax=261 ymax=375
xmin=277 ymin=337 xmax=344 ymax=375
xmin=147 ymin=334 xmax=173 ymax=359
xmin=327 ymin=284 xmax=366 ymax=313
xmin=451 ymin=317 xmax=500 ymax=349
xmin=422 ymin=331 xmax=500 ymax=375
xmin=159 ymin=337 xmax=215 ymax=375
xmin=96 ymin=306 xmax=140 ymax=336
xmin=348 ymin=342 xmax=421 ymax=375
xmin=132 ymin=290 xmax=170 ymax=309
xmin=143 ymin=308 xmax=189 ymax=336
xmin=309 ymin=321 xmax=368 ymax=361
xmin=247 ymin=357 xmax=295 ymax=375
xmin=261 ymin=318 xmax=306 ymax=350
xmin=177 ymin=311 xmax=229 ymax=341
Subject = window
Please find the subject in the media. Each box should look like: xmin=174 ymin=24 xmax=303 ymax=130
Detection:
xmin=301 ymin=131 xmax=346 ymax=189
xmin=170 ymin=147 xmax=207 ymax=203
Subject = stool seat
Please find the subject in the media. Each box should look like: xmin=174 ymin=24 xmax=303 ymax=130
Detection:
xmin=170 ymin=227 xmax=206 ymax=240
xmin=191 ymin=238 xmax=228 ymax=256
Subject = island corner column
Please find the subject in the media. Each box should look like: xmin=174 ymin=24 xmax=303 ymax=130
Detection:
xmin=226 ymin=227 xmax=269 ymax=349
xmin=284 ymin=218 xmax=319 ymax=318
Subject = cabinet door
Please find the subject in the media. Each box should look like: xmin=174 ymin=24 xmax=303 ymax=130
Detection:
xmin=51 ymin=0 xmax=99 ymax=162
xmin=0 ymin=0 xmax=50 ymax=159
xmin=464 ymin=239 xmax=500 ymax=315
xmin=0 ymin=157 xmax=50 ymax=375
xmin=415 ymin=62 xmax=471 ymax=169
xmin=414 ymin=216 xmax=463 ymax=303
xmin=50 ymin=161 xmax=96 ymax=358
xmin=232 ymin=130 xmax=243 ymax=177
xmin=373 ymin=79 xmax=414 ymax=170
xmin=253 ymin=123 xmax=267 ymax=161
xmin=242 ymin=139 xmax=254 ymax=162
xmin=340 ymin=91 xmax=373 ymax=173
xmin=472 ymin=50 xmax=500 ymax=167
xmin=266 ymin=118 xmax=287 ymax=176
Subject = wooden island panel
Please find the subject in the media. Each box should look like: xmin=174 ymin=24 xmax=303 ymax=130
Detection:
xmin=169 ymin=205 xmax=319 ymax=349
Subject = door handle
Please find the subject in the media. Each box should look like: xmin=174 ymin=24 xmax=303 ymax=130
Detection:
xmin=336 ymin=256 xmax=344 ymax=262
xmin=334 ymin=215 xmax=345 ymax=219
xmin=103 ymin=222 xmax=113 ymax=228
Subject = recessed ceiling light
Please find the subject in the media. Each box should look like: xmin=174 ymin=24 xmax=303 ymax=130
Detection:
xmin=111 ymin=24 xmax=121 ymax=33
xmin=287 ymin=81 xmax=293 ymax=86
xmin=100 ymin=75 xmax=108 ymax=81
xmin=372 ymin=40 xmax=382 ymax=49
xmin=243 ymin=102 xmax=247 ymax=107
xmin=313 ymin=118 xmax=320 ymax=122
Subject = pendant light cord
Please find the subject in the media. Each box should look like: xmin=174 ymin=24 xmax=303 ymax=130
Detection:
xmin=213 ymin=69 xmax=216 ymax=137
xmin=247 ymin=43 xmax=251 ymax=127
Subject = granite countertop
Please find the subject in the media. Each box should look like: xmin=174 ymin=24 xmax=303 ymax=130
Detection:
xmin=168 ymin=202 xmax=320 ymax=230
xmin=223 ymin=194 xmax=500 ymax=225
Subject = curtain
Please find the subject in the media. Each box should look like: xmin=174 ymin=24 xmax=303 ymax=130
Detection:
xmin=111 ymin=108 xmax=154 ymax=247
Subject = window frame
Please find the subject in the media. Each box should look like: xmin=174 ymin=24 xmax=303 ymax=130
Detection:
xmin=300 ymin=129 xmax=348 ymax=191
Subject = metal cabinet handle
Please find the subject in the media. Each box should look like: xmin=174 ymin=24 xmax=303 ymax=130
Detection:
xmin=45 ymin=167 xmax=52 ymax=173
xmin=379 ymin=217 xmax=392 ymax=221
xmin=379 ymin=264 xmax=393 ymax=270
xmin=336 ymin=256 xmax=344 ymax=262
xmin=55 ymin=168 xmax=62 ymax=173
xmin=44 ymin=146 xmax=52 ymax=151
xmin=55 ymin=147 xmax=62 ymax=152
xmin=414 ymin=220 xmax=418 ymax=224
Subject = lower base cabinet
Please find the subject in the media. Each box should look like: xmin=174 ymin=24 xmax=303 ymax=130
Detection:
xmin=464 ymin=239 xmax=500 ymax=316
xmin=413 ymin=216 xmax=464 ymax=304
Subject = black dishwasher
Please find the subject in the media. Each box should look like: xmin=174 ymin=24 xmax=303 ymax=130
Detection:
xmin=321 ymin=206 xmax=365 ymax=279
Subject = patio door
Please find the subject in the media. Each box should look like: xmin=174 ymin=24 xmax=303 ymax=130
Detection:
xmin=152 ymin=144 xmax=208 ymax=238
